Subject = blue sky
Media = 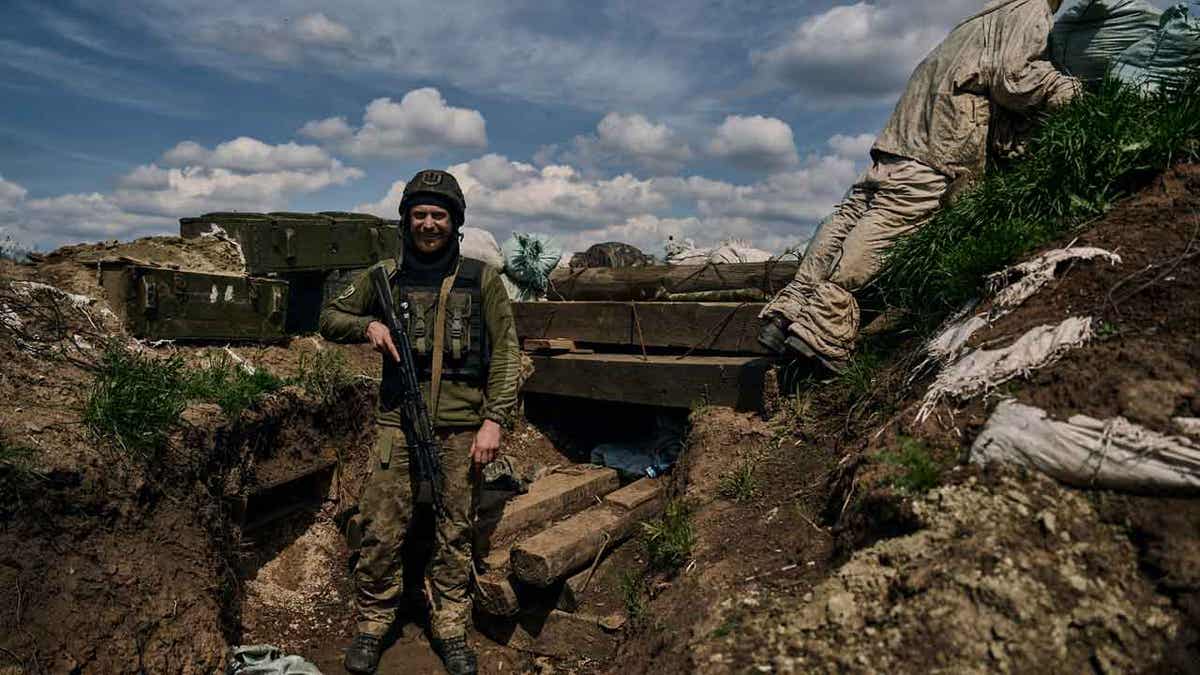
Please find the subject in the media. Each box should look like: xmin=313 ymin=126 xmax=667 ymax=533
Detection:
xmin=0 ymin=0 xmax=1177 ymax=255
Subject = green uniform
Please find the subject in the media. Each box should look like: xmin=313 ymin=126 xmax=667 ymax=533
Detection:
xmin=320 ymin=253 xmax=520 ymax=640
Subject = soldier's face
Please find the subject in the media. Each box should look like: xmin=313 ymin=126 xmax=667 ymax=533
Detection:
xmin=408 ymin=205 xmax=453 ymax=255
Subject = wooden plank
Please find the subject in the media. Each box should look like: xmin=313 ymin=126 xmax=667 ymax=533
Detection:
xmin=479 ymin=609 xmax=620 ymax=660
xmin=547 ymin=261 xmax=798 ymax=301
xmin=514 ymin=302 xmax=768 ymax=355
xmin=522 ymin=338 xmax=577 ymax=353
xmin=475 ymin=467 xmax=621 ymax=551
xmin=511 ymin=480 xmax=665 ymax=587
xmin=523 ymin=353 xmax=772 ymax=411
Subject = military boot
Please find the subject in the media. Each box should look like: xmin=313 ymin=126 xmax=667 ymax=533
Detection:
xmin=344 ymin=633 xmax=383 ymax=674
xmin=432 ymin=635 xmax=478 ymax=675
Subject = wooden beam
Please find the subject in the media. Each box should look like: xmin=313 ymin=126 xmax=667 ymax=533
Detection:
xmin=547 ymin=261 xmax=798 ymax=301
xmin=514 ymin=302 xmax=769 ymax=355
xmin=475 ymin=467 xmax=621 ymax=552
xmin=511 ymin=479 xmax=664 ymax=587
xmin=523 ymin=353 xmax=773 ymax=411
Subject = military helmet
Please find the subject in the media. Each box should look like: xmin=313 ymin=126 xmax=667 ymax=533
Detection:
xmin=399 ymin=169 xmax=466 ymax=227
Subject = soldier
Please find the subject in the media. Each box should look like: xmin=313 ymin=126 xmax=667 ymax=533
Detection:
xmin=320 ymin=169 xmax=521 ymax=674
xmin=759 ymin=0 xmax=1080 ymax=369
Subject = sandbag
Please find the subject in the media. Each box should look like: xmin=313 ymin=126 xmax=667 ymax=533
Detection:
xmin=972 ymin=399 xmax=1200 ymax=494
xmin=501 ymin=232 xmax=563 ymax=301
xmin=460 ymin=226 xmax=504 ymax=269
xmin=1051 ymin=0 xmax=1163 ymax=82
xmin=664 ymin=237 xmax=774 ymax=265
xmin=1113 ymin=5 xmax=1200 ymax=91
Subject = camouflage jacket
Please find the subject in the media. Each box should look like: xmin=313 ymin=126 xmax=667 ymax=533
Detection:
xmin=319 ymin=256 xmax=521 ymax=431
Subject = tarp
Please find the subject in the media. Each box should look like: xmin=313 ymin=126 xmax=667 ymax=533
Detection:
xmin=1052 ymin=0 xmax=1200 ymax=90
xmin=1051 ymin=0 xmax=1164 ymax=81
xmin=664 ymin=237 xmax=774 ymax=265
xmin=501 ymin=232 xmax=563 ymax=301
xmin=460 ymin=227 xmax=504 ymax=269
xmin=972 ymin=399 xmax=1200 ymax=494
xmin=228 ymin=645 xmax=322 ymax=675
xmin=1113 ymin=4 xmax=1200 ymax=90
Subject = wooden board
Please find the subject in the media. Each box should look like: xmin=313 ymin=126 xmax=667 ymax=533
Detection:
xmin=547 ymin=261 xmax=798 ymax=301
xmin=523 ymin=353 xmax=773 ymax=411
xmin=511 ymin=479 xmax=665 ymax=587
xmin=475 ymin=467 xmax=621 ymax=551
xmin=514 ymin=302 xmax=768 ymax=355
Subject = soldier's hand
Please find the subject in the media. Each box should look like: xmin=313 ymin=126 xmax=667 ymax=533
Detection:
xmin=471 ymin=419 xmax=503 ymax=467
xmin=366 ymin=321 xmax=401 ymax=362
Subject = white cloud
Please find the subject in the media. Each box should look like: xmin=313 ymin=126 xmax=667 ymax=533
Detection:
xmin=300 ymin=88 xmax=488 ymax=159
xmin=162 ymin=137 xmax=334 ymax=172
xmin=293 ymin=13 xmax=352 ymax=45
xmin=2 ymin=138 xmax=365 ymax=248
xmin=707 ymin=115 xmax=799 ymax=170
xmin=827 ymin=133 xmax=875 ymax=160
xmin=752 ymin=1 xmax=980 ymax=106
xmin=0 ymin=177 xmax=28 ymax=212
xmin=536 ymin=112 xmax=693 ymax=174
xmin=353 ymin=133 xmax=867 ymax=255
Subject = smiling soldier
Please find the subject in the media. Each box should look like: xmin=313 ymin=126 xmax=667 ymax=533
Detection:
xmin=320 ymin=169 xmax=521 ymax=675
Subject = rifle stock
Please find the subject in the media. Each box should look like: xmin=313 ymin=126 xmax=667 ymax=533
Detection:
xmin=370 ymin=265 xmax=444 ymax=512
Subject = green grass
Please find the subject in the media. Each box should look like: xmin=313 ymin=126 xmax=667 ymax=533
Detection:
xmin=838 ymin=349 xmax=883 ymax=401
xmin=878 ymin=74 xmax=1200 ymax=329
xmin=619 ymin=570 xmax=648 ymax=624
xmin=641 ymin=499 xmax=696 ymax=572
xmin=711 ymin=616 xmax=740 ymax=639
xmin=718 ymin=461 xmax=758 ymax=502
xmin=185 ymin=351 xmax=283 ymax=417
xmin=84 ymin=344 xmax=286 ymax=466
xmin=84 ymin=343 xmax=191 ymax=462
xmin=880 ymin=437 xmax=945 ymax=494
xmin=293 ymin=349 xmax=356 ymax=403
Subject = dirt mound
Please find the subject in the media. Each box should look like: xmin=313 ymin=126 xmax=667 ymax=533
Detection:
xmin=613 ymin=165 xmax=1200 ymax=673
xmin=751 ymin=470 xmax=1178 ymax=673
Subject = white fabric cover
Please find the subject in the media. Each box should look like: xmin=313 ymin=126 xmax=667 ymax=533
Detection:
xmin=972 ymin=399 xmax=1200 ymax=493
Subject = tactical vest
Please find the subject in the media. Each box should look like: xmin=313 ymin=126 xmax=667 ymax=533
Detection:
xmin=396 ymin=257 xmax=488 ymax=383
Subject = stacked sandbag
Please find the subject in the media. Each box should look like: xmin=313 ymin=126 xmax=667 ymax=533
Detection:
xmin=1051 ymin=0 xmax=1200 ymax=91
xmin=663 ymin=237 xmax=774 ymax=265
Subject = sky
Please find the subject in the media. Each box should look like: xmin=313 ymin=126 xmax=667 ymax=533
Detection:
xmin=0 ymin=0 xmax=1179 ymax=257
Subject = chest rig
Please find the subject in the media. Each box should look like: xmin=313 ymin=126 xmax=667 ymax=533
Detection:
xmin=395 ymin=257 xmax=488 ymax=383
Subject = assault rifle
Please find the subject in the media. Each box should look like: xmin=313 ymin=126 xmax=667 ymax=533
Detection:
xmin=370 ymin=265 xmax=443 ymax=512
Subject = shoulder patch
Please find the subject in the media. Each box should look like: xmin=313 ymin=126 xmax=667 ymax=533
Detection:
xmin=337 ymin=285 xmax=356 ymax=301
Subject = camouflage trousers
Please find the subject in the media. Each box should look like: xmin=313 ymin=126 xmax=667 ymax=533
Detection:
xmin=354 ymin=425 xmax=477 ymax=640
xmin=761 ymin=153 xmax=950 ymax=361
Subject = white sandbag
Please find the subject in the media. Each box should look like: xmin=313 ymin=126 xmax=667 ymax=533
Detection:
xmin=986 ymin=247 xmax=1122 ymax=311
xmin=1113 ymin=5 xmax=1200 ymax=91
xmin=926 ymin=315 xmax=990 ymax=364
xmin=917 ymin=316 xmax=1095 ymax=424
xmin=664 ymin=237 xmax=774 ymax=265
xmin=972 ymin=399 xmax=1200 ymax=493
xmin=1175 ymin=417 xmax=1200 ymax=439
xmin=1051 ymin=0 xmax=1163 ymax=82
xmin=460 ymin=227 xmax=503 ymax=269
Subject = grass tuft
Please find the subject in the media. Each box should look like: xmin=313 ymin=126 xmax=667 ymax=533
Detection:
xmin=878 ymin=73 xmax=1200 ymax=328
xmin=718 ymin=461 xmax=758 ymax=502
xmin=293 ymin=349 xmax=356 ymax=403
xmin=619 ymin=570 xmax=648 ymax=625
xmin=880 ymin=437 xmax=945 ymax=494
xmin=641 ymin=499 xmax=696 ymax=573
xmin=84 ymin=343 xmax=190 ymax=462
xmin=185 ymin=351 xmax=283 ymax=418
xmin=837 ymin=349 xmax=883 ymax=402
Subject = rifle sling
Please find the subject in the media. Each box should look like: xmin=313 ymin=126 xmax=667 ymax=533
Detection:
xmin=429 ymin=256 xmax=462 ymax=423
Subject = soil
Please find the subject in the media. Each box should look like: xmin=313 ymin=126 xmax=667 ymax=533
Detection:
xmin=609 ymin=164 xmax=1200 ymax=674
xmin=3 ymin=164 xmax=1198 ymax=673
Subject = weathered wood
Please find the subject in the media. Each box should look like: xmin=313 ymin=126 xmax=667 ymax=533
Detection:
xmin=523 ymin=353 xmax=773 ymax=410
xmin=522 ymin=337 xmax=578 ymax=353
xmin=547 ymin=261 xmax=798 ymax=301
xmin=475 ymin=467 xmax=621 ymax=551
xmin=514 ymin=302 xmax=768 ymax=355
xmin=479 ymin=609 xmax=620 ymax=660
xmin=511 ymin=479 xmax=665 ymax=587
